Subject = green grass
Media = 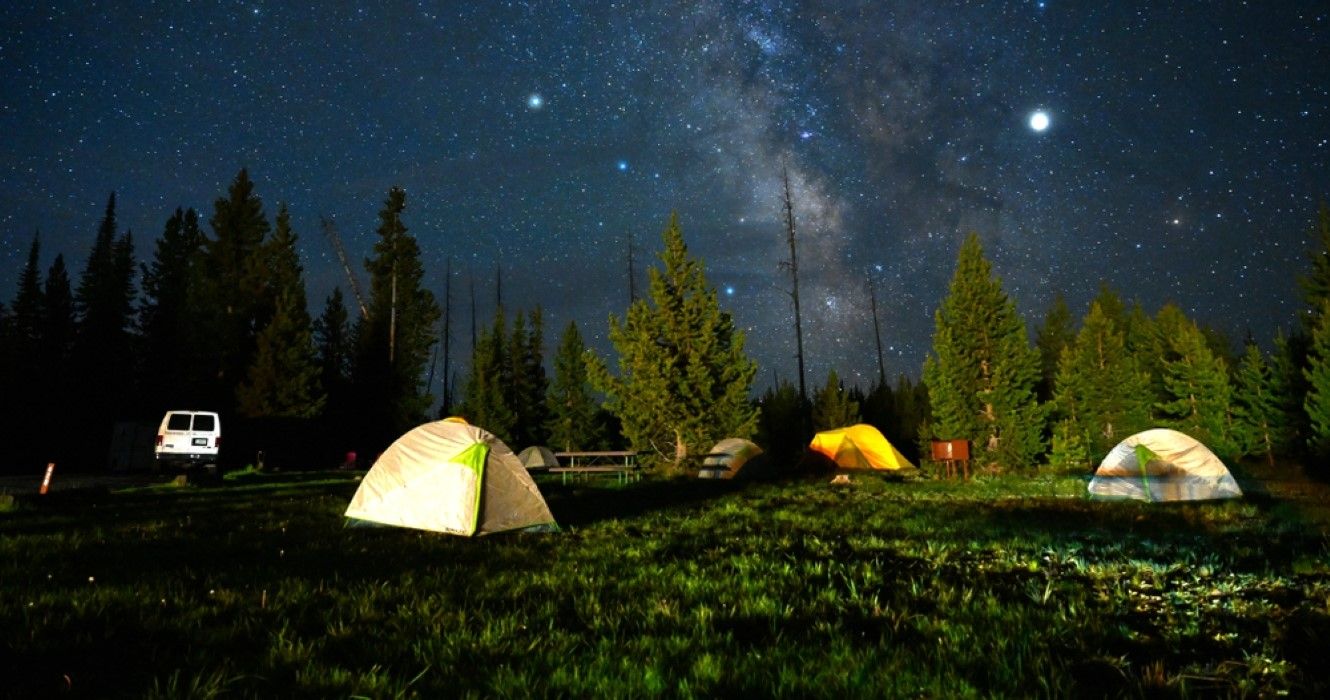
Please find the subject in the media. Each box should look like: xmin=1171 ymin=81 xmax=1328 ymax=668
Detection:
xmin=2 ymin=468 xmax=1328 ymax=698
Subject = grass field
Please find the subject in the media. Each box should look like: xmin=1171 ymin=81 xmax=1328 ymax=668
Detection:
xmin=2 ymin=466 xmax=1328 ymax=698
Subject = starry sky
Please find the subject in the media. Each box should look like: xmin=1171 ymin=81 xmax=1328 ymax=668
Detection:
xmin=2 ymin=1 xmax=1328 ymax=390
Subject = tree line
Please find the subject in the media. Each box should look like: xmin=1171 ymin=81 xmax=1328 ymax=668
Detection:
xmin=1 ymin=168 xmax=1325 ymax=476
xmin=922 ymin=207 xmax=1330 ymax=476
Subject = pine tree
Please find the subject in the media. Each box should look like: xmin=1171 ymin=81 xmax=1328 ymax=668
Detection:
xmin=812 ymin=369 xmax=860 ymax=431
xmin=460 ymin=308 xmax=516 ymax=441
xmin=40 ymin=255 xmax=76 ymax=460
xmin=859 ymin=380 xmax=894 ymax=438
xmin=205 ymin=169 xmax=271 ymax=404
xmin=351 ymin=186 xmax=441 ymax=446
xmin=891 ymin=374 xmax=930 ymax=462
xmin=588 ymin=213 xmax=759 ymax=468
xmin=237 ymin=289 xmax=325 ymax=418
xmin=755 ymin=379 xmax=809 ymax=469
xmin=139 ymin=207 xmax=209 ymax=409
xmin=1052 ymin=301 xmax=1152 ymax=457
xmin=507 ymin=308 xmax=549 ymax=448
xmin=922 ymin=233 xmax=1045 ymax=472
xmin=1297 ymin=202 xmax=1330 ymax=330
xmin=1270 ymin=330 xmax=1307 ymax=456
xmin=41 ymin=255 xmax=75 ymax=377
xmin=236 ymin=206 xmax=323 ymax=418
xmin=6 ymin=235 xmax=44 ymax=367
xmin=1231 ymin=341 xmax=1288 ymax=466
xmin=1303 ymin=300 xmax=1330 ymax=458
xmin=1034 ymin=293 xmax=1075 ymax=402
xmin=72 ymin=194 xmax=139 ymax=462
xmin=0 ymin=235 xmax=45 ymax=469
xmin=545 ymin=321 xmax=601 ymax=451
xmin=314 ymin=288 xmax=352 ymax=411
xmin=1155 ymin=306 xmax=1234 ymax=455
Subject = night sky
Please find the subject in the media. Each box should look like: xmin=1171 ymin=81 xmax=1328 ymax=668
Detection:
xmin=2 ymin=2 xmax=1327 ymax=390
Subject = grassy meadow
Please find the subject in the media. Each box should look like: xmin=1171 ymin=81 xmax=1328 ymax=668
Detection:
xmin=2 ymin=466 xmax=1329 ymax=698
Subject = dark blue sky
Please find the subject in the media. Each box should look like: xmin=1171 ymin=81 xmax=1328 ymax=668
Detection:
xmin=2 ymin=2 xmax=1327 ymax=388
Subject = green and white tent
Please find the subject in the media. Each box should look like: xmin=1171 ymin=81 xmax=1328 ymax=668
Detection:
xmin=1088 ymin=428 xmax=1242 ymax=502
xmin=345 ymin=418 xmax=557 ymax=536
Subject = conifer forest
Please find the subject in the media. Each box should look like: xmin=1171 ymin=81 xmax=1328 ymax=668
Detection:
xmin=2 ymin=169 xmax=1328 ymax=478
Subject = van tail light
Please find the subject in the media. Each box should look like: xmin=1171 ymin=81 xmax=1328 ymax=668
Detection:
xmin=156 ymin=434 xmax=163 ymax=446
xmin=215 ymin=437 xmax=221 ymax=449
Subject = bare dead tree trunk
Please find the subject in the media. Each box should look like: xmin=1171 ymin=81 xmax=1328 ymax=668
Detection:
xmin=780 ymin=166 xmax=808 ymax=404
xmin=628 ymin=231 xmax=637 ymax=305
xmin=441 ymin=257 xmax=453 ymax=413
xmin=868 ymin=274 xmax=886 ymax=388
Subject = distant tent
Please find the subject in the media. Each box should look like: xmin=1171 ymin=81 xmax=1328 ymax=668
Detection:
xmin=345 ymin=418 xmax=557 ymax=535
xmin=809 ymin=424 xmax=914 ymax=470
xmin=1089 ymin=428 xmax=1242 ymax=502
xmin=699 ymin=438 xmax=763 ymax=479
xmin=518 ymin=445 xmax=559 ymax=470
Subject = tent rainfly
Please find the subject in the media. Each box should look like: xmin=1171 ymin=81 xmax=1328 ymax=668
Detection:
xmin=699 ymin=438 xmax=763 ymax=479
xmin=1088 ymin=428 xmax=1242 ymax=502
xmin=345 ymin=418 xmax=557 ymax=535
xmin=809 ymin=424 xmax=914 ymax=470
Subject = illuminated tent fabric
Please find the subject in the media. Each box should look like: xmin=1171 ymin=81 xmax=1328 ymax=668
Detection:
xmin=518 ymin=445 xmax=559 ymax=470
xmin=808 ymin=424 xmax=914 ymax=470
xmin=345 ymin=419 xmax=557 ymax=535
xmin=698 ymin=438 xmax=763 ymax=479
xmin=1089 ymin=428 xmax=1241 ymax=502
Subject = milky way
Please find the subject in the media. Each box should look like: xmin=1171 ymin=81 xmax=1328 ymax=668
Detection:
xmin=2 ymin=2 xmax=1327 ymax=389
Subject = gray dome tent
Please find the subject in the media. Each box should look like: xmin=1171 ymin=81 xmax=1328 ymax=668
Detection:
xmin=518 ymin=445 xmax=559 ymax=471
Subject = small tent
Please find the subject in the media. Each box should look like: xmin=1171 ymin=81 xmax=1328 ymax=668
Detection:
xmin=345 ymin=418 xmax=557 ymax=535
xmin=808 ymin=424 xmax=914 ymax=470
xmin=1088 ymin=428 xmax=1242 ymax=502
xmin=699 ymin=438 xmax=763 ymax=479
xmin=518 ymin=445 xmax=559 ymax=471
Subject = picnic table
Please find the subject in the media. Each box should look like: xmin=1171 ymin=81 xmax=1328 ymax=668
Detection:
xmin=550 ymin=451 xmax=641 ymax=484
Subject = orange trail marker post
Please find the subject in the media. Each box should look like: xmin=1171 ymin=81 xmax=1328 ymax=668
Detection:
xmin=40 ymin=462 xmax=55 ymax=495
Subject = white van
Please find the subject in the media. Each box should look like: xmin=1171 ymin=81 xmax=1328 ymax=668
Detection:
xmin=155 ymin=411 xmax=222 ymax=473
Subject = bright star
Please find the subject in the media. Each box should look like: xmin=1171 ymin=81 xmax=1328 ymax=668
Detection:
xmin=1029 ymin=111 xmax=1051 ymax=132
xmin=724 ymin=286 xmax=735 ymax=296
xmin=527 ymin=94 xmax=543 ymax=110
xmin=617 ymin=160 xmax=628 ymax=171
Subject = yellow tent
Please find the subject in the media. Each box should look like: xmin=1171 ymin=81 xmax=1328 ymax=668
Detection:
xmin=809 ymin=424 xmax=914 ymax=470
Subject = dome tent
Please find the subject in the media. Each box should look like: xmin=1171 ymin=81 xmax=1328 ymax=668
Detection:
xmin=518 ymin=445 xmax=560 ymax=470
xmin=345 ymin=418 xmax=557 ymax=536
xmin=1088 ymin=428 xmax=1241 ymax=502
xmin=698 ymin=438 xmax=763 ymax=479
xmin=808 ymin=424 xmax=914 ymax=470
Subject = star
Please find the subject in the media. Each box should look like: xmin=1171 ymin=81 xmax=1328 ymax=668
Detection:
xmin=527 ymin=94 xmax=543 ymax=110
xmin=616 ymin=160 xmax=629 ymax=171
xmin=1029 ymin=111 xmax=1051 ymax=132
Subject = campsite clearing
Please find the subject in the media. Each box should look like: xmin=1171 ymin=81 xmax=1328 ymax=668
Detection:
xmin=2 ymin=467 xmax=1328 ymax=697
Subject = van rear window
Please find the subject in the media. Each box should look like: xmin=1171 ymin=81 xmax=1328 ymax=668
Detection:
xmin=193 ymin=414 xmax=215 ymax=431
xmin=167 ymin=414 xmax=192 ymax=431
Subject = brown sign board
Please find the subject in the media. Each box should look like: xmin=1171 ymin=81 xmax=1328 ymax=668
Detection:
xmin=930 ymin=439 xmax=970 ymax=461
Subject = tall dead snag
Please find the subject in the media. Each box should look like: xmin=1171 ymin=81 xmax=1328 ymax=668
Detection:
xmin=779 ymin=166 xmax=808 ymax=404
